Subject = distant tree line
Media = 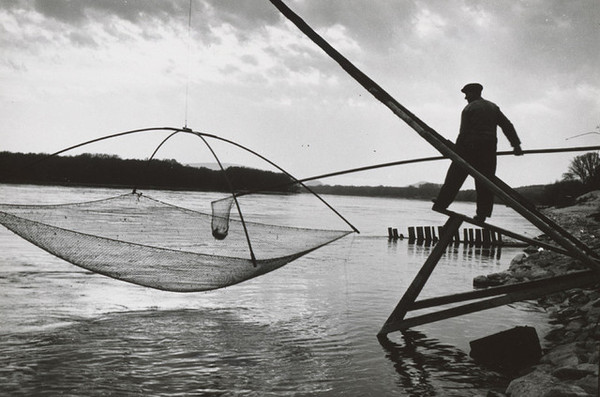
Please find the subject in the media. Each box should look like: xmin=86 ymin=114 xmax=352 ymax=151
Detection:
xmin=2 ymin=151 xmax=599 ymax=208
xmin=0 ymin=151 xmax=298 ymax=193
xmin=308 ymin=182 xmax=518 ymax=203
xmin=308 ymin=183 xmax=443 ymax=201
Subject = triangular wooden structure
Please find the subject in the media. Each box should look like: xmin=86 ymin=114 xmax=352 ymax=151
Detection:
xmin=378 ymin=211 xmax=599 ymax=335
xmin=268 ymin=0 xmax=600 ymax=335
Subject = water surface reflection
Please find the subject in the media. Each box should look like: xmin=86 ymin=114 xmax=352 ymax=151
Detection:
xmin=1 ymin=309 xmax=354 ymax=396
xmin=379 ymin=331 xmax=509 ymax=397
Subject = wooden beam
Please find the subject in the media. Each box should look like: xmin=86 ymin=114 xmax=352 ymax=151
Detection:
xmin=410 ymin=270 xmax=597 ymax=310
xmin=391 ymin=273 xmax=599 ymax=330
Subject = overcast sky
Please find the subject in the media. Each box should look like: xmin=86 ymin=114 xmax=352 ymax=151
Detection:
xmin=1 ymin=0 xmax=599 ymax=188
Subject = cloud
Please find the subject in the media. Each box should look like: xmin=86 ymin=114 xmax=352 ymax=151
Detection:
xmin=32 ymin=0 xmax=183 ymax=25
xmin=0 ymin=0 xmax=598 ymax=187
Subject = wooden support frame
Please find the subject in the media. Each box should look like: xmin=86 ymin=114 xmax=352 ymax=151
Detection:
xmin=378 ymin=212 xmax=600 ymax=336
xmin=388 ymin=270 xmax=599 ymax=331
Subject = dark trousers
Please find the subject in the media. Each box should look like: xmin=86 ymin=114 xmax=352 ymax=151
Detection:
xmin=435 ymin=141 xmax=497 ymax=217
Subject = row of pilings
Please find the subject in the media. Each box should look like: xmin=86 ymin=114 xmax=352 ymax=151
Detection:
xmin=387 ymin=226 xmax=513 ymax=248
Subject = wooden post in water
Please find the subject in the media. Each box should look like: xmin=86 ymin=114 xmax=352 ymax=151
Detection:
xmin=424 ymin=227 xmax=432 ymax=242
xmin=416 ymin=227 xmax=424 ymax=242
xmin=468 ymin=229 xmax=475 ymax=245
xmin=475 ymin=229 xmax=483 ymax=246
xmin=483 ymin=229 xmax=492 ymax=247
xmin=408 ymin=227 xmax=416 ymax=242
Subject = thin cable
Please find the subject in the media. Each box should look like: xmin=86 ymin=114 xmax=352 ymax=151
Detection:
xmin=211 ymin=145 xmax=600 ymax=200
xmin=566 ymin=132 xmax=600 ymax=140
xmin=184 ymin=0 xmax=193 ymax=128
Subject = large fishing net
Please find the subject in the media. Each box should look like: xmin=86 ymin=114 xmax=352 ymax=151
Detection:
xmin=0 ymin=193 xmax=352 ymax=292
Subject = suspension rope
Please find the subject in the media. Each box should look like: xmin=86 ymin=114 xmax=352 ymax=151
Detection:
xmin=184 ymin=0 xmax=193 ymax=128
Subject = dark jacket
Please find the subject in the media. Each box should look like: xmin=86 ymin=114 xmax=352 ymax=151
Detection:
xmin=457 ymin=98 xmax=521 ymax=148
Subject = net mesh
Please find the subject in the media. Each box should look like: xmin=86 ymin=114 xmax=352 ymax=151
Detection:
xmin=0 ymin=193 xmax=351 ymax=292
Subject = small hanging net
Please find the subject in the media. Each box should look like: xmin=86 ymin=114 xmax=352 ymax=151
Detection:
xmin=211 ymin=196 xmax=235 ymax=240
xmin=0 ymin=193 xmax=351 ymax=292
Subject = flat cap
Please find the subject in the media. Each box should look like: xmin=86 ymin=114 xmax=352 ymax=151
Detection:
xmin=461 ymin=83 xmax=483 ymax=93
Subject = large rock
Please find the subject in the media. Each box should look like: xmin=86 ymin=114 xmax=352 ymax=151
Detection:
xmin=470 ymin=326 xmax=541 ymax=373
xmin=540 ymin=343 xmax=582 ymax=367
xmin=473 ymin=272 xmax=511 ymax=287
xmin=551 ymin=365 xmax=595 ymax=380
xmin=505 ymin=370 xmax=557 ymax=396
xmin=505 ymin=370 xmax=591 ymax=396
xmin=574 ymin=374 xmax=599 ymax=396
xmin=541 ymin=384 xmax=591 ymax=396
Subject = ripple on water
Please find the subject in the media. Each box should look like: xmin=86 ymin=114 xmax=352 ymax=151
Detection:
xmin=0 ymin=308 xmax=359 ymax=396
xmin=0 ymin=186 xmax=550 ymax=396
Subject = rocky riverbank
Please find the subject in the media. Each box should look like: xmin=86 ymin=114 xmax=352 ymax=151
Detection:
xmin=478 ymin=191 xmax=600 ymax=397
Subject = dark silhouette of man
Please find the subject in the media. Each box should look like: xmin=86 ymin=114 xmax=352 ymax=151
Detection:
xmin=433 ymin=83 xmax=523 ymax=221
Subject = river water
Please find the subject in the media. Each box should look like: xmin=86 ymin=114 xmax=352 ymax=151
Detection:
xmin=0 ymin=184 xmax=553 ymax=396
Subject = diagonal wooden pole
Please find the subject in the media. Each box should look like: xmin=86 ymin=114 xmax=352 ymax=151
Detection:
xmin=268 ymin=0 xmax=599 ymax=271
xmin=379 ymin=215 xmax=463 ymax=335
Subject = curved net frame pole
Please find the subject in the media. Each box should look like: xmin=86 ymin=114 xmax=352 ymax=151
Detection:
xmin=33 ymin=126 xmax=358 ymax=235
xmin=37 ymin=127 xmax=180 ymax=163
xmin=196 ymin=130 xmax=359 ymax=234
xmin=132 ymin=130 xmax=180 ymax=194
xmin=191 ymin=132 xmax=258 ymax=266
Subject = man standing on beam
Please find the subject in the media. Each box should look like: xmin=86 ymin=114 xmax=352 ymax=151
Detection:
xmin=433 ymin=83 xmax=524 ymax=221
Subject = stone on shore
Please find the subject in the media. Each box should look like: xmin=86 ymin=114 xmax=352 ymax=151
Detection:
xmin=505 ymin=370 xmax=589 ymax=397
